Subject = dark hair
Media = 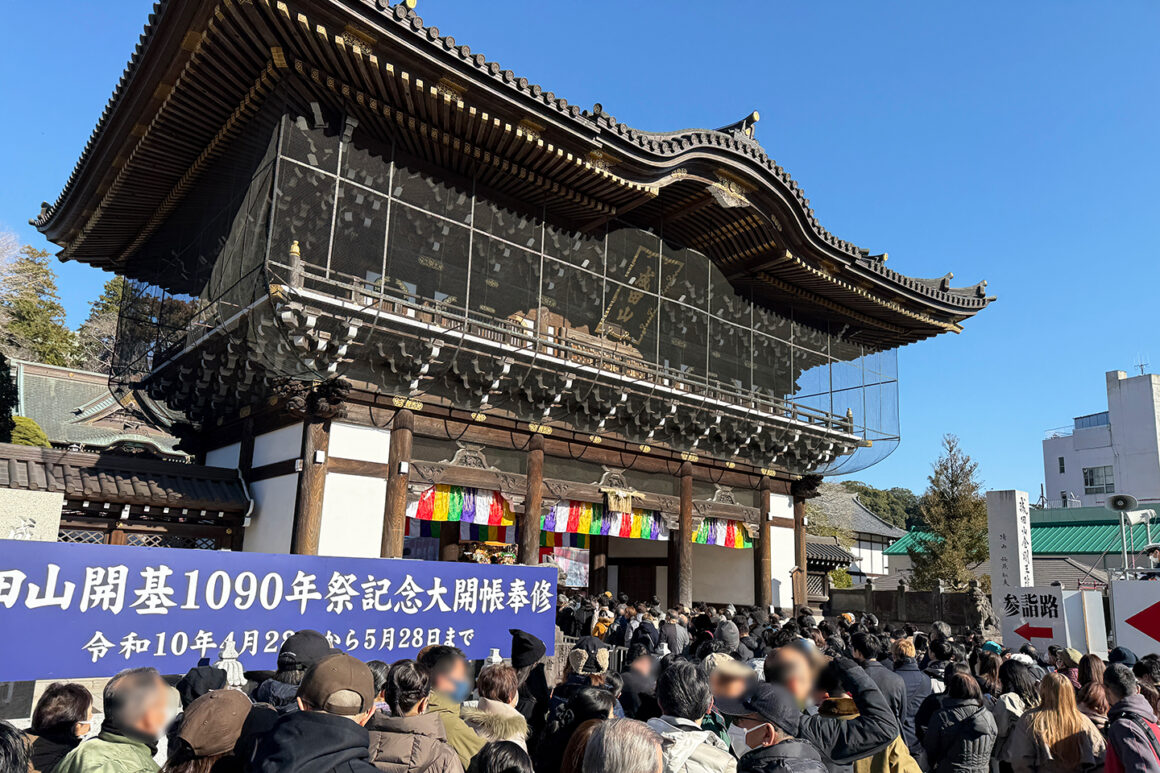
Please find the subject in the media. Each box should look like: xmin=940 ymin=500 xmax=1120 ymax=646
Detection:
xmin=945 ymin=662 xmax=972 ymax=683
xmin=975 ymin=652 xmax=1002 ymax=697
xmin=386 ymin=660 xmax=430 ymax=715
xmin=929 ymin=639 xmax=954 ymax=662
xmin=626 ymin=643 xmax=651 ymax=665
xmin=104 ymin=667 xmax=162 ymax=726
xmin=1133 ymin=657 xmax=1160 ymax=685
xmin=1105 ymin=663 xmax=1139 ymax=702
xmin=770 ymin=627 xmax=800 ymax=650
xmin=160 ymin=739 xmax=242 ymax=773
xmin=467 ymin=741 xmax=535 ymax=773
xmin=1079 ymin=654 xmax=1105 ymax=688
xmin=947 ymin=673 xmax=984 ymax=704
xmin=603 ymin=671 xmax=623 ymax=700
xmin=931 ymin=621 xmax=951 ymax=641
xmin=416 ymin=645 xmax=466 ymax=681
xmin=1078 ymin=682 xmax=1110 ymax=716
xmin=999 ymin=660 xmax=1039 ymax=707
xmin=559 ymin=719 xmax=603 ymax=773
xmin=367 ymin=660 xmax=391 ymax=699
xmin=655 ymin=661 xmax=711 ymax=721
xmin=1142 ymin=684 xmax=1160 ymax=717
xmin=0 ymin=721 xmax=30 ymax=773
xmin=31 ymin=682 xmax=93 ymax=736
xmin=477 ymin=664 xmax=519 ymax=703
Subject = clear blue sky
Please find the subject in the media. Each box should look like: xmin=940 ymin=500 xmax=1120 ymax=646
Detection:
xmin=1 ymin=1 xmax=1157 ymax=496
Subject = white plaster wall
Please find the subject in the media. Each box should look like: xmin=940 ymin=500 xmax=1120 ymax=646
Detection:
xmin=206 ymin=442 xmax=241 ymax=469
xmin=317 ymin=472 xmax=387 ymax=558
xmin=329 ymin=423 xmax=391 ymax=464
xmin=253 ymin=423 xmax=303 ymax=468
xmin=245 ymin=474 xmax=298 ymax=554
xmin=769 ymin=524 xmax=795 ymax=611
xmin=1107 ymin=371 xmax=1160 ymax=506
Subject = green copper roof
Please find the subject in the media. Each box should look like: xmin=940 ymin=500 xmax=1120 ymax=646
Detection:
xmin=885 ymin=512 xmax=1159 ymax=556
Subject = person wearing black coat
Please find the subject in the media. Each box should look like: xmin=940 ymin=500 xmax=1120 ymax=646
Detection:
xmin=851 ymin=634 xmax=905 ymax=730
xmin=891 ymin=639 xmax=932 ymax=756
xmin=921 ymin=673 xmax=996 ymax=773
xmin=631 ymin=617 xmax=661 ymax=653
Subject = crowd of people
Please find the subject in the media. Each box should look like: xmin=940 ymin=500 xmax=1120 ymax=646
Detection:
xmin=4 ymin=592 xmax=1160 ymax=773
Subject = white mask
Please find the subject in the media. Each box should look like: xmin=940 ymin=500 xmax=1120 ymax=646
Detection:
xmin=727 ymin=723 xmax=769 ymax=758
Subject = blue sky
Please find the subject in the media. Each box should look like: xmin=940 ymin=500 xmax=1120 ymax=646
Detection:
xmin=1 ymin=1 xmax=1158 ymax=496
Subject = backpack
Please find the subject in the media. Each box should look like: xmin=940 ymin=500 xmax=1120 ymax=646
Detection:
xmin=1107 ymin=711 xmax=1160 ymax=773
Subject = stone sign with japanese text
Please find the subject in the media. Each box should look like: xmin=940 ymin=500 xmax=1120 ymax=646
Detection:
xmin=0 ymin=489 xmax=63 ymax=542
xmin=986 ymin=490 xmax=1034 ymax=619
xmin=0 ymin=539 xmax=557 ymax=681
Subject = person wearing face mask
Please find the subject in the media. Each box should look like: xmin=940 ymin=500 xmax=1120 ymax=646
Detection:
xmin=716 ymin=682 xmax=827 ymax=773
xmin=57 ymin=667 xmax=170 ymax=773
xmin=27 ymin=682 xmax=95 ymax=773
xmin=417 ymin=645 xmax=485 ymax=769
xmin=367 ymin=659 xmax=463 ymax=773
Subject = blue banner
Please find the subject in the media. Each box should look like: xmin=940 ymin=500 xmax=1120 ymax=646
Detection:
xmin=0 ymin=540 xmax=557 ymax=681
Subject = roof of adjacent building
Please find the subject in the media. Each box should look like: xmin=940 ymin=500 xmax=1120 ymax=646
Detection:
xmin=874 ymin=556 xmax=1109 ymax=591
xmin=12 ymin=360 xmax=179 ymax=455
xmin=0 ymin=442 xmax=249 ymax=514
xmin=32 ymin=0 xmax=993 ymax=349
xmin=806 ymin=535 xmax=857 ymax=567
xmin=885 ymin=506 xmax=1159 ymax=556
xmin=814 ymin=484 xmax=907 ymax=540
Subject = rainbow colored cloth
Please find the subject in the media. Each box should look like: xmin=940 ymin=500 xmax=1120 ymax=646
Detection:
xmin=692 ymin=517 xmax=753 ymax=549
xmin=541 ymin=500 xmax=669 ymax=541
xmin=405 ymin=519 xmax=587 ymax=548
xmin=409 ymin=484 xmax=515 ymax=526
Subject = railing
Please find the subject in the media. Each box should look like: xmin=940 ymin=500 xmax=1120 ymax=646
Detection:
xmin=270 ymin=260 xmax=861 ymax=438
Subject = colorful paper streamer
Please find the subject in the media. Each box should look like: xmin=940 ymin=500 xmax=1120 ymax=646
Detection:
xmin=692 ymin=517 xmax=753 ymax=549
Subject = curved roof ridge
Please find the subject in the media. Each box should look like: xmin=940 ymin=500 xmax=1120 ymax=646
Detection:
xmin=850 ymin=494 xmax=906 ymax=538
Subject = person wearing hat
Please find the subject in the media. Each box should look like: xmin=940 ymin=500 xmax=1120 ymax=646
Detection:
xmin=510 ymin=629 xmax=551 ymax=757
xmin=715 ymin=683 xmax=827 ymax=773
xmin=1057 ymin=648 xmax=1083 ymax=690
xmin=250 ymin=653 xmax=379 ymax=773
xmin=1110 ymin=646 xmax=1139 ymax=669
xmin=252 ymin=630 xmax=339 ymax=710
xmin=762 ymin=648 xmax=898 ymax=772
xmin=161 ymin=689 xmax=252 ymax=773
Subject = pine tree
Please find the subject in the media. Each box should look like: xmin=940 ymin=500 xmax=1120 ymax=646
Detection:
xmin=908 ymin=434 xmax=989 ymax=590
xmin=0 ymin=242 xmax=75 ymax=366
xmin=75 ymin=276 xmax=126 ymax=373
xmin=0 ymin=353 xmax=16 ymax=443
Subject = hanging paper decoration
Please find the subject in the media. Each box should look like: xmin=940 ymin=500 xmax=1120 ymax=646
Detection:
xmin=692 ymin=517 xmax=753 ymax=549
xmin=541 ymin=500 xmax=668 ymax=541
xmin=409 ymin=485 xmax=515 ymax=526
xmin=406 ymin=517 xmax=515 ymax=543
xmin=540 ymin=531 xmax=590 ymax=549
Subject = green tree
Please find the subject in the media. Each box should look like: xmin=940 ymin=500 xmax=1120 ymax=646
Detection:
xmin=828 ymin=566 xmax=853 ymax=589
xmin=75 ymin=276 xmax=126 ymax=373
xmin=839 ymin=480 xmax=925 ymax=529
xmin=0 ymin=353 xmax=16 ymax=443
xmin=10 ymin=416 xmax=50 ymax=447
xmin=0 ymin=241 xmax=75 ymax=366
xmin=908 ymin=434 xmax=989 ymax=590
xmin=807 ymin=499 xmax=855 ymax=548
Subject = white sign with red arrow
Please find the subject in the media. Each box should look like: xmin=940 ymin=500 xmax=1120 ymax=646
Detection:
xmin=1111 ymin=581 xmax=1160 ymax=655
xmin=999 ymin=585 xmax=1068 ymax=649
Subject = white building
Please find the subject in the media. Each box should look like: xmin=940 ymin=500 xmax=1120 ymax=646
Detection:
xmin=1043 ymin=370 xmax=1160 ymax=508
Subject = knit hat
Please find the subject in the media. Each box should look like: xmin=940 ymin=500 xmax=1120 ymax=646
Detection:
xmin=703 ymin=652 xmax=754 ymax=679
xmin=175 ymin=666 xmax=227 ymax=709
xmin=1059 ymin=648 xmax=1082 ymax=669
xmin=1110 ymin=646 xmax=1139 ymax=667
xmin=214 ymin=641 xmax=247 ymax=688
xmin=982 ymin=641 xmax=1003 ymax=656
xmin=178 ymin=689 xmax=252 ymax=757
xmin=568 ymin=636 xmax=610 ymax=674
xmin=509 ymin=629 xmax=547 ymax=669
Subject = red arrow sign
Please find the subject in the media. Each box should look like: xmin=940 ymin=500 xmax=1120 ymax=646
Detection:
xmin=1126 ymin=599 xmax=1160 ymax=643
xmin=1014 ymin=623 xmax=1054 ymax=641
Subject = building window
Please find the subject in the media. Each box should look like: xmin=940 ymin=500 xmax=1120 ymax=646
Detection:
xmin=1075 ymin=412 xmax=1110 ymax=431
xmin=1058 ymin=456 xmax=1066 ymax=474
xmin=1082 ymin=465 xmax=1115 ymax=495
xmin=1060 ymin=491 xmax=1069 ymax=508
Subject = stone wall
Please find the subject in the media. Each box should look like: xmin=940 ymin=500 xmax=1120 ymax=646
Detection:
xmin=827 ymin=578 xmax=989 ymax=634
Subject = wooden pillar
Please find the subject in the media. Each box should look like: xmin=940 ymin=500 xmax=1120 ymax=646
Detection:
xmin=439 ymin=523 xmax=461 ymax=562
xmin=292 ymin=418 xmax=330 ymax=555
xmin=668 ymin=462 xmax=694 ymax=608
xmin=754 ymin=477 xmax=773 ymax=610
xmin=519 ymin=434 xmax=544 ymax=566
xmin=588 ymin=535 xmax=609 ymax=595
xmin=380 ymin=409 xmax=414 ymax=558
xmin=792 ymin=494 xmax=808 ymax=609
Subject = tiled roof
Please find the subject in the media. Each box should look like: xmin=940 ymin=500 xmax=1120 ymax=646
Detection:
xmin=806 ymin=535 xmax=856 ymax=566
xmin=874 ymin=556 xmax=1108 ymax=591
xmin=814 ymin=484 xmax=907 ymax=539
xmin=886 ymin=512 xmax=1157 ymax=556
xmin=0 ymin=443 xmax=248 ymax=514
xmin=13 ymin=360 xmax=178 ymax=453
